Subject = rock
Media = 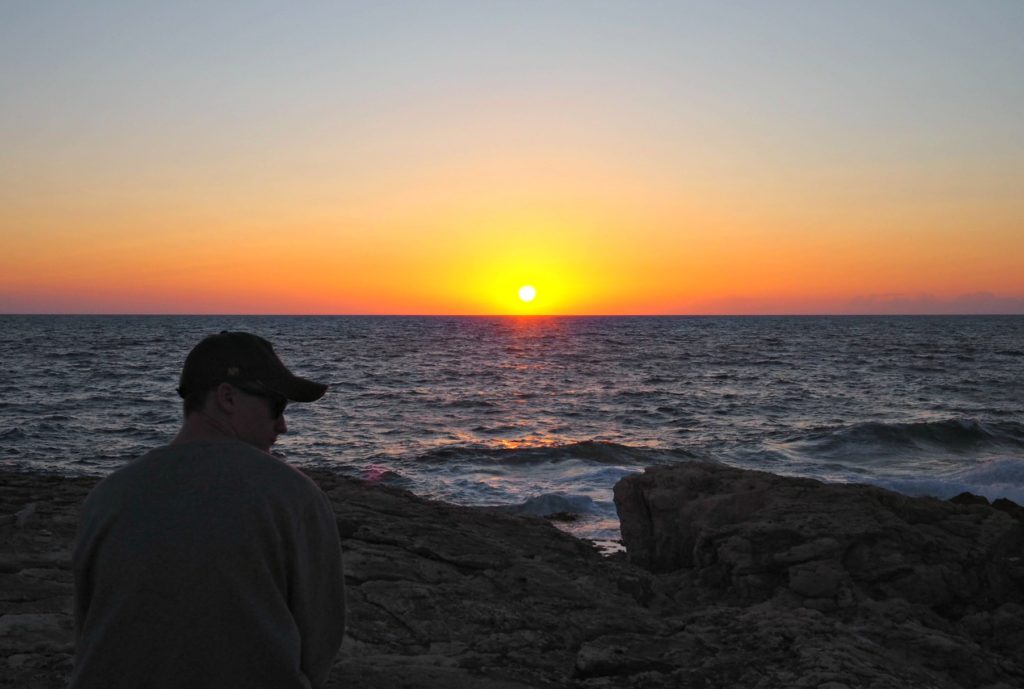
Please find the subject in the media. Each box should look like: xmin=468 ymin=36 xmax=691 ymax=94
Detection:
xmin=614 ymin=461 xmax=1024 ymax=687
xmin=951 ymin=493 xmax=1024 ymax=522
xmin=573 ymin=632 xmax=700 ymax=678
xmin=499 ymin=494 xmax=594 ymax=522
xmin=15 ymin=503 xmax=37 ymax=529
xmin=992 ymin=497 xmax=1024 ymax=522
xmin=545 ymin=511 xmax=580 ymax=523
xmin=950 ymin=491 xmax=990 ymax=506
xmin=0 ymin=613 xmax=73 ymax=653
xmin=788 ymin=560 xmax=843 ymax=599
xmin=303 ymin=470 xmax=667 ymax=688
xmin=7 ymin=653 xmax=31 ymax=669
xmin=614 ymin=461 xmax=1023 ymax=613
xmin=4 ymin=465 xmax=1024 ymax=689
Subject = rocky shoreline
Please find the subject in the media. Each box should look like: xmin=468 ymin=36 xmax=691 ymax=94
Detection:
xmin=2 ymin=462 xmax=1022 ymax=688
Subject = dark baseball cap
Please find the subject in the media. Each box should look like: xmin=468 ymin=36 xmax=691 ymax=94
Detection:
xmin=177 ymin=331 xmax=328 ymax=402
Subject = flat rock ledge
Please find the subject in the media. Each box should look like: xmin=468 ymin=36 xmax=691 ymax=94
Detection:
xmin=2 ymin=462 xmax=1022 ymax=688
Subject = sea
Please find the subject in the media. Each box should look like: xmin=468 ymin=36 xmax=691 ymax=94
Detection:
xmin=2 ymin=315 xmax=1022 ymax=544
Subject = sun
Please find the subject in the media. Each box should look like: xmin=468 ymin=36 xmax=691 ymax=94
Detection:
xmin=518 ymin=285 xmax=537 ymax=303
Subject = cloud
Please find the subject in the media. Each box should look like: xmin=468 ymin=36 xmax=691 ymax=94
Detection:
xmin=671 ymin=292 xmax=1024 ymax=315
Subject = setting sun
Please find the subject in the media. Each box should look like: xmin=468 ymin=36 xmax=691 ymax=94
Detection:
xmin=518 ymin=285 xmax=537 ymax=303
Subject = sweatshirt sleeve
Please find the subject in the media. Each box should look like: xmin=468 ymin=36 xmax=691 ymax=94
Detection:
xmin=290 ymin=488 xmax=346 ymax=689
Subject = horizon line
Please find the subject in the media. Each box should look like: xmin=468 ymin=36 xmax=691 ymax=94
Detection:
xmin=3 ymin=312 xmax=1023 ymax=318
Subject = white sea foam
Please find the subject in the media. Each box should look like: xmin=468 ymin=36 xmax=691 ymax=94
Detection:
xmin=868 ymin=457 xmax=1024 ymax=504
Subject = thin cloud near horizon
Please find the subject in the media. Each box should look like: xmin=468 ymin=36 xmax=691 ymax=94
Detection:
xmin=674 ymin=292 xmax=1024 ymax=316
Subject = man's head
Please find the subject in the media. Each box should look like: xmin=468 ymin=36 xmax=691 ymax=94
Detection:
xmin=176 ymin=332 xmax=327 ymax=451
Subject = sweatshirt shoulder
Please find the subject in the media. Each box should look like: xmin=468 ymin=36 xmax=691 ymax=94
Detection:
xmin=215 ymin=442 xmax=327 ymax=500
xmin=88 ymin=442 xmax=324 ymax=504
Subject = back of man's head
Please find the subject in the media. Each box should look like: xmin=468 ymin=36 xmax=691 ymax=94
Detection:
xmin=177 ymin=331 xmax=327 ymax=416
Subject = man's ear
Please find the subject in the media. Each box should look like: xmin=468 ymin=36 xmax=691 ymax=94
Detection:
xmin=212 ymin=382 xmax=237 ymax=415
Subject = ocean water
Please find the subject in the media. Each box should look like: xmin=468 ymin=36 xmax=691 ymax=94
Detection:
xmin=2 ymin=315 xmax=1022 ymax=542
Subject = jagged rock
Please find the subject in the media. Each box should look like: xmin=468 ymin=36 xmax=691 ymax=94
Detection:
xmin=614 ymin=461 xmax=1024 ymax=613
xmin=949 ymin=492 xmax=1024 ymax=522
xmin=614 ymin=461 xmax=1024 ymax=686
xmin=992 ymin=497 xmax=1024 ymax=522
xmin=950 ymin=491 xmax=990 ymax=506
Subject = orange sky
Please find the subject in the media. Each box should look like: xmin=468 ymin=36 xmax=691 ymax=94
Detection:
xmin=2 ymin=3 xmax=1023 ymax=315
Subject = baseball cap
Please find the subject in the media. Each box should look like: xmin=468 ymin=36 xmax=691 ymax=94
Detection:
xmin=177 ymin=331 xmax=328 ymax=402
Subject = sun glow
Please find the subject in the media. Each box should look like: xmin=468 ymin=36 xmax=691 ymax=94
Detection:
xmin=518 ymin=285 xmax=537 ymax=303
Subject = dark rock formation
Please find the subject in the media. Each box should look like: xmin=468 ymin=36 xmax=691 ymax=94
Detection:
xmin=312 ymin=470 xmax=662 ymax=689
xmin=3 ymin=462 xmax=1023 ymax=688
xmin=952 ymin=491 xmax=1024 ymax=523
xmin=614 ymin=461 xmax=1024 ymax=687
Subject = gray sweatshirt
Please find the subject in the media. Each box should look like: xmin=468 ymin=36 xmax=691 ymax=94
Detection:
xmin=70 ymin=441 xmax=346 ymax=689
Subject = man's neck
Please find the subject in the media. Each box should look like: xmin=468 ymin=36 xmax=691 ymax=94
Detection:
xmin=171 ymin=410 xmax=239 ymax=446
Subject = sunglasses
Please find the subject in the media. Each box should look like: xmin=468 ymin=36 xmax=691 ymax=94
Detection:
xmin=233 ymin=384 xmax=288 ymax=419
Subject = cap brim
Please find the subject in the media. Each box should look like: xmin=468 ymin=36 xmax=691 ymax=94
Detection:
xmin=269 ymin=376 xmax=328 ymax=402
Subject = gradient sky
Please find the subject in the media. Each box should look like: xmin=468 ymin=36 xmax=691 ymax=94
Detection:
xmin=2 ymin=1 xmax=1022 ymax=314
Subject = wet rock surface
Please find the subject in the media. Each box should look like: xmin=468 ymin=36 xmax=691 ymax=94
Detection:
xmin=3 ymin=462 xmax=1023 ymax=688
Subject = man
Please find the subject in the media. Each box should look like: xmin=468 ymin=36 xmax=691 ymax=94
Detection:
xmin=70 ymin=331 xmax=346 ymax=689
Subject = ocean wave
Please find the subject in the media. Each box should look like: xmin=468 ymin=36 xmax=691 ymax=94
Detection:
xmin=500 ymin=493 xmax=598 ymax=518
xmin=416 ymin=440 xmax=698 ymax=466
xmin=358 ymin=464 xmax=414 ymax=488
xmin=438 ymin=399 xmax=497 ymax=409
xmin=781 ymin=418 xmax=1024 ymax=458
xmin=869 ymin=457 xmax=1024 ymax=504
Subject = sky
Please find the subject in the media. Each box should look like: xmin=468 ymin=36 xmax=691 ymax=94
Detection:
xmin=2 ymin=1 xmax=1022 ymax=315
